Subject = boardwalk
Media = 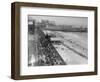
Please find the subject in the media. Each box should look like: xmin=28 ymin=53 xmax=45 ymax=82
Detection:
xmin=28 ymin=27 xmax=66 ymax=66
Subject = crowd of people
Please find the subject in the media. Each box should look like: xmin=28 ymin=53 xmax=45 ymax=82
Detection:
xmin=35 ymin=29 xmax=66 ymax=66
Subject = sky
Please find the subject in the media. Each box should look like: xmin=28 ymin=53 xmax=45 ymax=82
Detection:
xmin=28 ymin=15 xmax=88 ymax=27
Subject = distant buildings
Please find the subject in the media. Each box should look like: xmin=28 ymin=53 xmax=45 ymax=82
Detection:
xmin=28 ymin=19 xmax=87 ymax=34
